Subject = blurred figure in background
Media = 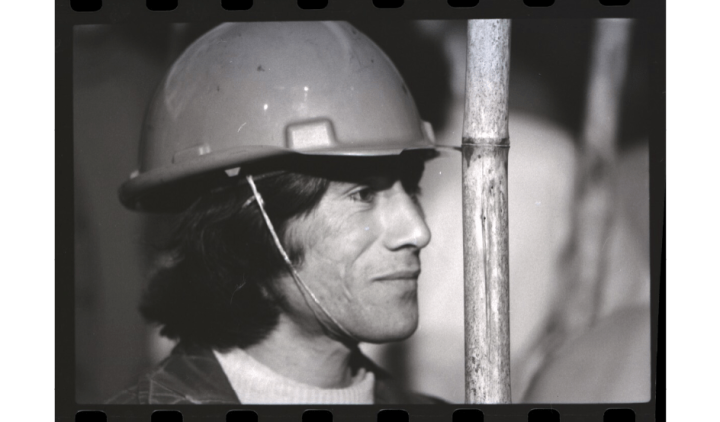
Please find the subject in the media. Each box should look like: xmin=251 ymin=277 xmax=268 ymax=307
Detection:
xmin=519 ymin=19 xmax=651 ymax=403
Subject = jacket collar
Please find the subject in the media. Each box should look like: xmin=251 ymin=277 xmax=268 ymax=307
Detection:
xmin=145 ymin=343 xmax=239 ymax=404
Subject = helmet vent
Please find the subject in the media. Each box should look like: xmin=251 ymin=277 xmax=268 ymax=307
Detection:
xmin=286 ymin=119 xmax=338 ymax=150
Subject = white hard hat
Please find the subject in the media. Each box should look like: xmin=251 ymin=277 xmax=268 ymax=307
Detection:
xmin=120 ymin=21 xmax=437 ymax=212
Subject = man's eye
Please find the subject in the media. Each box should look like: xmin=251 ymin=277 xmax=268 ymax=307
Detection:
xmin=349 ymin=187 xmax=376 ymax=203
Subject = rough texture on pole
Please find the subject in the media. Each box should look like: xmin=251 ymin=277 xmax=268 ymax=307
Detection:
xmin=463 ymin=19 xmax=511 ymax=142
xmin=462 ymin=19 xmax=512 ymax=404
xmin=463 ymin=146 xmax=511 ymax=403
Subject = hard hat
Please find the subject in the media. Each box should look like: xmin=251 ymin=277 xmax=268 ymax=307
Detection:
xmin=119 ymin=21 xmax=437 ymax=212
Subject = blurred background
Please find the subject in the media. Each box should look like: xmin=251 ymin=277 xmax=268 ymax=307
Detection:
xmin=74 ymin=19 xmax=650 ymax=403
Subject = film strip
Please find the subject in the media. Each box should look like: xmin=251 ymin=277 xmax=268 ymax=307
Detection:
xmin=57 ymin=0 xmax=665 ymax=421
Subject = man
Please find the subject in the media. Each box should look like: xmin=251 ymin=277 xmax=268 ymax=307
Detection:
xmin=109 ymin=21 xmax=446 ymax=404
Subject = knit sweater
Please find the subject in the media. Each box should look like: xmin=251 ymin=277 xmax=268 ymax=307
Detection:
xmin=214 ymin=348 xmax=375 ymax=404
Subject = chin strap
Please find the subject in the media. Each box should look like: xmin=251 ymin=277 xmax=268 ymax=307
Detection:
xmin=246 ymin=174 xmax=359 ymax=343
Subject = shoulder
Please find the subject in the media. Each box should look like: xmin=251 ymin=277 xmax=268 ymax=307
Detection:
xmin=106 ymin=343 xmax=240 ymax=405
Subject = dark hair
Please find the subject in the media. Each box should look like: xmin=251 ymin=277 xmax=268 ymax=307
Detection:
xmin=140 ymin=170 xmax=329 ymax=350
xmin=140 ymin=151 xmax=433 ymax=350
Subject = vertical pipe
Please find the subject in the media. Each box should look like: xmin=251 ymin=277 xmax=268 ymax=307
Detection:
xmin=462 ymin=19 xmax=512 ymax=404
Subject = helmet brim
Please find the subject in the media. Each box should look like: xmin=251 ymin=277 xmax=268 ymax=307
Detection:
xmin=119 ymin=144 xmax=458 ymax=213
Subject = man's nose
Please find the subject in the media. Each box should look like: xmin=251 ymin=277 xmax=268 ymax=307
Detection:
xmin=382 ymin=182 xmax=432 ymax=251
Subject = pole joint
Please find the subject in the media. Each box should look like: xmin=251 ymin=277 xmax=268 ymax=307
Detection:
xmin=462 ymin=137 xmax=510 ymax=148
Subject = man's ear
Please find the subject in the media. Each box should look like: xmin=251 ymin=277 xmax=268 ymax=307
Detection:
xmin=278 ymin=217 xmax=309 ymax=269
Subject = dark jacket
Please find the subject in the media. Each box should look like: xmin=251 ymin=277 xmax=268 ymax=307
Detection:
xmin=107 ymin=343 xmax=444 ymax=404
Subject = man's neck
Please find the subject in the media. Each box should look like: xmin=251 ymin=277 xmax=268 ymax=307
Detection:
xmin=243 ymin=315 xmax=356 ymax=389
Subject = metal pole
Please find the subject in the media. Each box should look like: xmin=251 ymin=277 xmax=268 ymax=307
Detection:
xmin=462 ymin=19 xmax=512 ymax=404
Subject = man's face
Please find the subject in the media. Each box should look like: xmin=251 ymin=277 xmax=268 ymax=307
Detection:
xmin=279 ymin=160 xmax=432 ymax=343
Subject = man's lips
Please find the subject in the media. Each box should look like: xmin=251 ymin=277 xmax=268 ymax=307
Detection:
xmin=372 ymin=269 xmax=421 ymax=281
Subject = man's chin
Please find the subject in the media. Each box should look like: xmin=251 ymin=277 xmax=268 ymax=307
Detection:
xmin=361 ymin=316 xmax=419 ymax=344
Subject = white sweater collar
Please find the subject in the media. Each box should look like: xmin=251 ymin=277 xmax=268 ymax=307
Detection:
xmin=213 ymin=348 xmax=375 ymax=404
